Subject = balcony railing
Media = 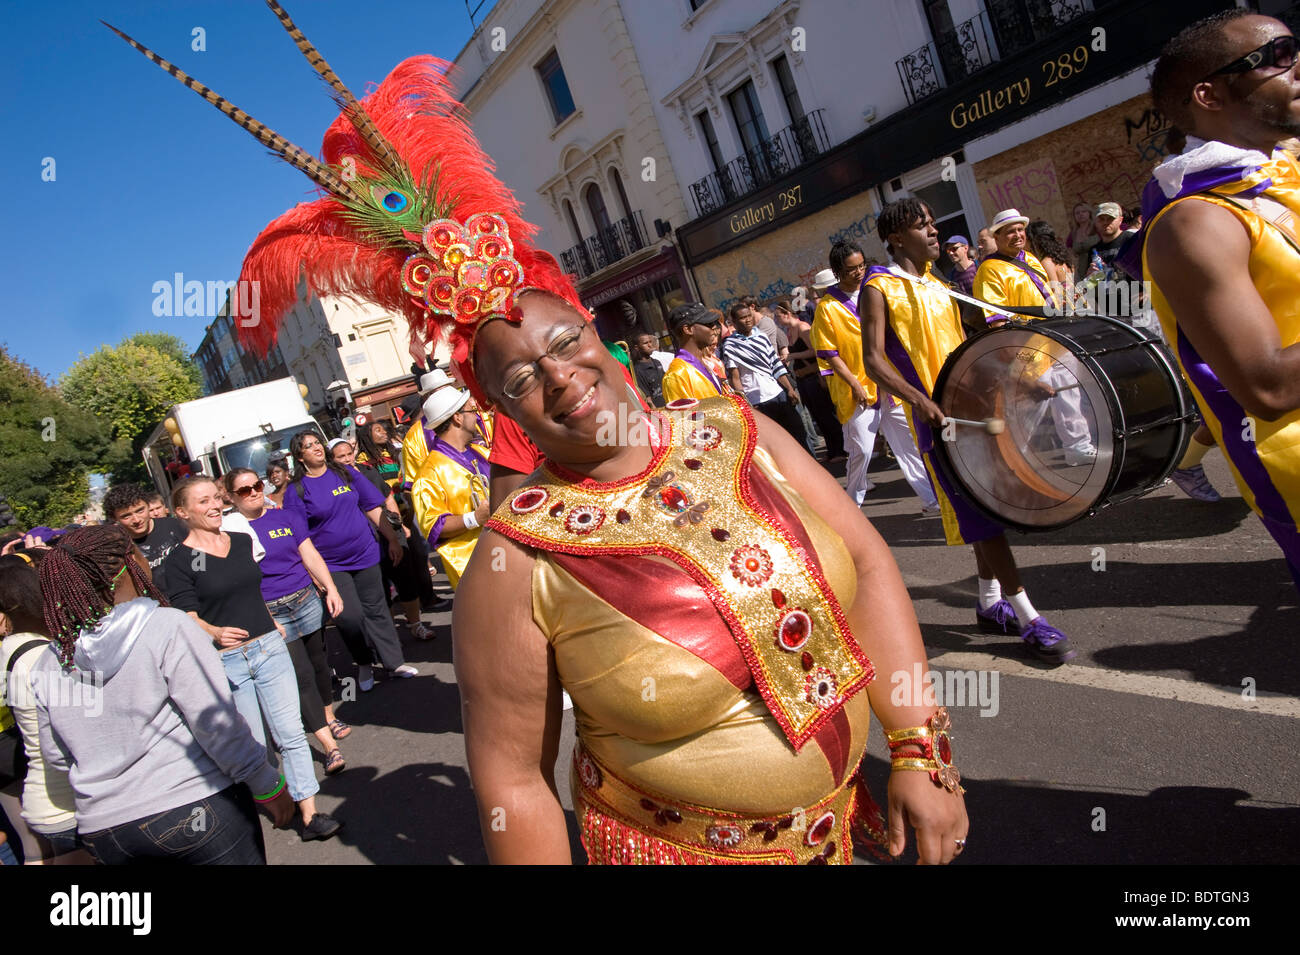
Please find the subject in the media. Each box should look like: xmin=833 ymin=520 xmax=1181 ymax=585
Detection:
xmin=559 ymin=209 xmax=649 ymax=281
xmin=687 ymin=109 xmax=830 ymax=219
xmin=896 ymin=1 xmax=1090 ymax=105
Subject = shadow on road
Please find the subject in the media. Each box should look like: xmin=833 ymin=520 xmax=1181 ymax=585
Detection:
xmin=856 ymin=755 xmax=1298 ymax=864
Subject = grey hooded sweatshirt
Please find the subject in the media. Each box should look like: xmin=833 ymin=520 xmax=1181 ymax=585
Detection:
xmin=31 ymin=597 xmax=281 ymax=834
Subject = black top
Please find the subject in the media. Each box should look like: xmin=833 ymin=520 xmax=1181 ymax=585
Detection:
xmin=161 ymin=532 xmax=277 ymax=639
xmin=634 ymin=358 xmax=666 ymax=407
xmin=134 ymin=517 xmax=188 ymax=576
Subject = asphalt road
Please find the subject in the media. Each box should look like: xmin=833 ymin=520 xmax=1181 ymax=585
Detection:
xmin=266 ymin=452 xmax=1299 ymax=864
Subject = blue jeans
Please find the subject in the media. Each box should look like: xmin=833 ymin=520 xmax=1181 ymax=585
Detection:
xmin=80 ymin=784 xmax=265 ymax=865
xmin=221 ymin=633 xmax=319 ymax=803
xmin=266 ymin=585 xmax=323 ymax=642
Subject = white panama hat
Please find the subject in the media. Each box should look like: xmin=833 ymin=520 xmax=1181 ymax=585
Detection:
xmin=422 ymin=387 xmax=470 ymax=430
xmin=988 ymin=209 xmax=1030 ymax=234
xmin=419 ymin=368 xmax=455 ymax=394
xmin=811 ymin=268 xmax=837 ymax=290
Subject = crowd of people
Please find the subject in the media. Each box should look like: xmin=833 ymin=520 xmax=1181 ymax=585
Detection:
xmin=0 ymin=8 xmax=1294 ymax=866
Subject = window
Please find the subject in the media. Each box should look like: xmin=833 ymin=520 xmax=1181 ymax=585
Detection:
xmin=697 ymin=111 xmax=726 ymax=175
xmin=727 ymin=80 xmax=772 ymax=181
xmin=584 ymin=183 xmax=612 ymax=235
xmin=688 ymin=0 xmax=709 ymax=11
xmin=772 ymin=55 xmax=805 ymax=124
xmin=608 ymin=168 xmax=634 ymax=223
xmin=537 ymin=49 xmax=576 ymax=124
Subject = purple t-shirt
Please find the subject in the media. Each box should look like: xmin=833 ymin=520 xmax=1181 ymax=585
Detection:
xmin=249 ymin=508 xmax=313 ymax=601
xmin=282 ymin=466 xmax=384 ymax=572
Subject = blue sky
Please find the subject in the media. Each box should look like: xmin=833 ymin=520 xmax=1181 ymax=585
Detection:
xmin=1 ymin=0 xmax=493 ymax=382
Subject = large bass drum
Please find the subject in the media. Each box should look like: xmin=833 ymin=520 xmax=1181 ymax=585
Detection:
xmin=930 ymin=316 xmax=1194 ymax=531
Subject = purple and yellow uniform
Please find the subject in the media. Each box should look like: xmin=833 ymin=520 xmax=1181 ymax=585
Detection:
xmin=661 ymin=350 xmax=725 ymax=404
xmin=1143 ymin=148 xmax=1300 ymax=589
xmin=811 ymin=290 xmax=878 ymax=424
xmin=865 ymin=265 xmax=1002 ymax=546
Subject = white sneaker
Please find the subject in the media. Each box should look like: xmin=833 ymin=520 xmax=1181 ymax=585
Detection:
xmin=1063 ymin=446 xmax=1098 ymax=467
xmin=393 ymin=664 xmax=419 ymax=678
xmin=411 ymin=622 xmax=436 ymax=641
xmin=358 ymin=665 xmax=375 ymax=692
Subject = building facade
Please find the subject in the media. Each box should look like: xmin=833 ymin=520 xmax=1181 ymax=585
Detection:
xmin=195 ymin=297 xmax=288 ymax=396
xmin=620 ymin=0 xmax=1262 ymax=314
xmin=451 ymin=0 xmax=695 ymax=345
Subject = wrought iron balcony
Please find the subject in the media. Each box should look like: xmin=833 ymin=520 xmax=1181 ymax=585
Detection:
xmin=896 ymin=1 xmax=1090 ymax=105
xmin=559 ymin=209 xmax=649 ymax=282
xmin=687 ymin=109 xmax=830 ymax=219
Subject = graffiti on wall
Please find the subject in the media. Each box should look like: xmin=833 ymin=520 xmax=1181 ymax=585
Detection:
xmin=1122 ymin=107 xmax=1174 ymax=163
xmin=701 ymin=206 xmax=884 ymax=314
xmin=983 ymin=159 xmax=1061 ymax=221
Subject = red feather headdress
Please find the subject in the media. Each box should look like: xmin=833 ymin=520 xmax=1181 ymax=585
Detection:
xmin=104 ymin=1 xmax=586 ymax=405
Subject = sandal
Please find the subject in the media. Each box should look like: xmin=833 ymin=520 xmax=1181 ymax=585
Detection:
xmin=328 ymin=719 xmax=352 ymax=740
xmin=324 ymin=749 xmax=346 ymax=775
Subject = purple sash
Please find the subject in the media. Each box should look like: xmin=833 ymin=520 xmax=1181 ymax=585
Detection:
xmin=431 ymin=435 xmax=490 ymax=480
xmin=1115 ymin=162 xmax=1274 ymax=280
xmin=673 ymin=348 xmax=723 ymax=394
xmin=826 ymin=284 xmax=860 ymax=318
xmin=989 ymin=252 xmax=1057 ymax=307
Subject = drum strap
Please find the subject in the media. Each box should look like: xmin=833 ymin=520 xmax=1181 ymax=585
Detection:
xmin=880 ymin=266 xmax=1020 ymax=320
xmin=1210 ymin=192 xmax=1300 ymax=258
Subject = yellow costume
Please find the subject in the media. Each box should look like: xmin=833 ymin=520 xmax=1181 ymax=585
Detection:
xmin=661 ymin=352 xmax=725 ymax=404
xmin=487 ymin=396 xmax=887 ymax=864
xmin=864 ymin=266 xmax=1002 ymax=546
xmin=1143 ymin=147 xmax=1300 ymax=589
xmin=811 ymin=290 xmax=878 ymax=424
xmin=972 ymin=250 xmax=1052 ymax=318
xmin=402 ymin=411 xmax=494 ymax=487
xmin=412 ymin=441 xmax=490 ymax=589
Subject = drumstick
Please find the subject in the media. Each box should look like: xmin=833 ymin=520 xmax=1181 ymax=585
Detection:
xmin=945 ymin=416 xmax=1006 ymax=435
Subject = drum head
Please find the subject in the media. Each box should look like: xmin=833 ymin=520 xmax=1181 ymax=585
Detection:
xmin=933 ymin=323 xmax=1120 ymax=529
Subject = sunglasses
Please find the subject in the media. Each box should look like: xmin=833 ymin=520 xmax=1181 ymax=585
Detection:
xmin=233 ymin=480 xmax=265 ymax=498
xmin=1204 ymin=34 xmax=1297 ymax=80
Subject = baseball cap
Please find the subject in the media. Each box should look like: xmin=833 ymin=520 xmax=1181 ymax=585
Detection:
xmin=943 ymin=235 xmax=970 ymax=248
xmin=1094 ymin=202 xmax=1122 ymax=220
xmin=669 ymin=303 xmax=720 ymax=330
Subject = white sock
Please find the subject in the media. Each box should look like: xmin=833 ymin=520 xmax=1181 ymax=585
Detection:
xmin=978 ymin=578 xmax=1002 ymax=610
xmin=1007 ymin=589 xmax=1039 ymax=624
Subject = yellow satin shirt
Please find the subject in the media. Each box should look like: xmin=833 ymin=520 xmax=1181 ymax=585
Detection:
xmin=661 ymin=356 xmax=724 ymax=403
xmin=812 ymin=292 xmax=878 ymax=423
xmin=973 ymin=250 xmax=1051 ymax=317
xmin=412 ymin=446 xmax=490 ymax=588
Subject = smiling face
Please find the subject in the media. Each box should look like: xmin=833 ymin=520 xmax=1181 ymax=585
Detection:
xmin=174 ymin=480 xmax=224 ymax=533
xmin=994 ymin=222 xmax=1027 ymax=255
xmin=474 ymin=292 xmax=628 ymax=465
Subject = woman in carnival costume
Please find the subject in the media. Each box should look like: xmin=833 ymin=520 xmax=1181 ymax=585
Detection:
xmin=106 ymin=0 xmax=968 ymax=864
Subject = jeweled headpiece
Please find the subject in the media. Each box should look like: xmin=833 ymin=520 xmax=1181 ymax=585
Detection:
xmin=104 ymin=0 xmax=587 ymax=404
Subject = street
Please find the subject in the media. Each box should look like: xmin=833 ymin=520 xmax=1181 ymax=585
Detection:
xmin=265 ymin=451 xmax=1299 ymax=864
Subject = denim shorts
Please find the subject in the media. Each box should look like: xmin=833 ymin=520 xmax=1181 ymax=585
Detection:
xmin=265 ymin=585 xmax=323 ymax=643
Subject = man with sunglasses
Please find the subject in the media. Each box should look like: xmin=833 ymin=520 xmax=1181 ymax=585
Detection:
xmin=1136 ymin=10 xmax=1300 ymax=592
xmin=662 ymin=303 xmax=729 ymax=403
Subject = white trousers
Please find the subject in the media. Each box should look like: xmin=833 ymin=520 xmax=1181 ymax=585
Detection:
xmin=842 ymin=399 xmax=937 ymax=507
xmin=1021 ymin=365 xmax=1093 ymax=453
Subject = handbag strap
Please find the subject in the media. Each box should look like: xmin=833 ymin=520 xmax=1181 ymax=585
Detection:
xmin=5 ymin=640 xmax=46 ymax=679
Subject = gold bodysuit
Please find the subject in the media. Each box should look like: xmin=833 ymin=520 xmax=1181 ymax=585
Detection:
xmin=487 ymin=395 xmax=886 ymax=864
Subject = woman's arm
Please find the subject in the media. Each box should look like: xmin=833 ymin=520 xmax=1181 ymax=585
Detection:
xmin=452 ymin=529 xmax=570 ymax=863
xmin=752 ymin=409 xmax=968 ymax=864
xmin=365 ymin=507 xmax=405 ymax=565
xmin=297 ymin=538 xmax=344 ymax=618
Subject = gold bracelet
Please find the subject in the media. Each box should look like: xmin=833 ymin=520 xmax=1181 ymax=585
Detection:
xmin=890 ymin=758 xmax=938 ymax=773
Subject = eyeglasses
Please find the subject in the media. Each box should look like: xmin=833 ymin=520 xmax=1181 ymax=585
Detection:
xmin=1207 ymin=34 xmax=1297 ymax=78
xmin=233 ymin=480 xmax=265 ymax=498
xmin=502 ymin=323 xmax=590 ymax=400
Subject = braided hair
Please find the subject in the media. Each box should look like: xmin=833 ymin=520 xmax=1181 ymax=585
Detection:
xmin=38 ymin=525 xmax=167 ymax=667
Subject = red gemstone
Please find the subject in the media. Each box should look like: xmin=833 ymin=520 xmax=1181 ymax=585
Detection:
xmin=549 ymin=501 xmax=565 ymax=516
xmin=771 ymin=589 xmax=786 ymax=609
xmin=711 ymin=527 xmax=730 ymax=542
xmin=617 ymin=509 xmax=631 ymax=524
xmin=684 ymin=458 xmax=702 ymax=470
xmin=936 ymin=733 xmax=952 ymax=764
xmin=660 ymin=487 xmax=688 ymax=511
xmin=810 ymin=812 xmax=835 ymax=844
xmin=778 ymin=611 xmax=812 ymax=651
xmin=801 ymin=651 xmax=814 ymax=671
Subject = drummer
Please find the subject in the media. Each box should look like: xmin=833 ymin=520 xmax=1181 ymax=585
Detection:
xmin=1138 ymin=9 xmax=1300 ymax=592
xmin=973 ymin=209 xmax=1098 ymax=468
xmin=860 ymin=197 xmax=1078 ymax=664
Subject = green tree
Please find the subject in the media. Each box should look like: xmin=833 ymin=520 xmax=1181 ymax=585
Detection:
xmin=122 ymin=331 xmax=204 ymax=392
xmin=60 ymin=340 xmax=203 ymax=484
xmin=0 ymin=346 xmax=110 ymax=527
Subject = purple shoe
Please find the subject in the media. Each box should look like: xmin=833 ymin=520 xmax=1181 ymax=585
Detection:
xmin=1022 ymin=617 xmax=1077 ymax=664
xmin=975 ymin=599 xmax=1020 ymax=635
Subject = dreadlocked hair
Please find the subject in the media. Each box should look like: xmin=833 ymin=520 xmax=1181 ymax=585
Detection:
xmin=38 ymin=525 xmax=167 ymax=668
xmin=877 ymin=197 xmax=930 ymax=246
